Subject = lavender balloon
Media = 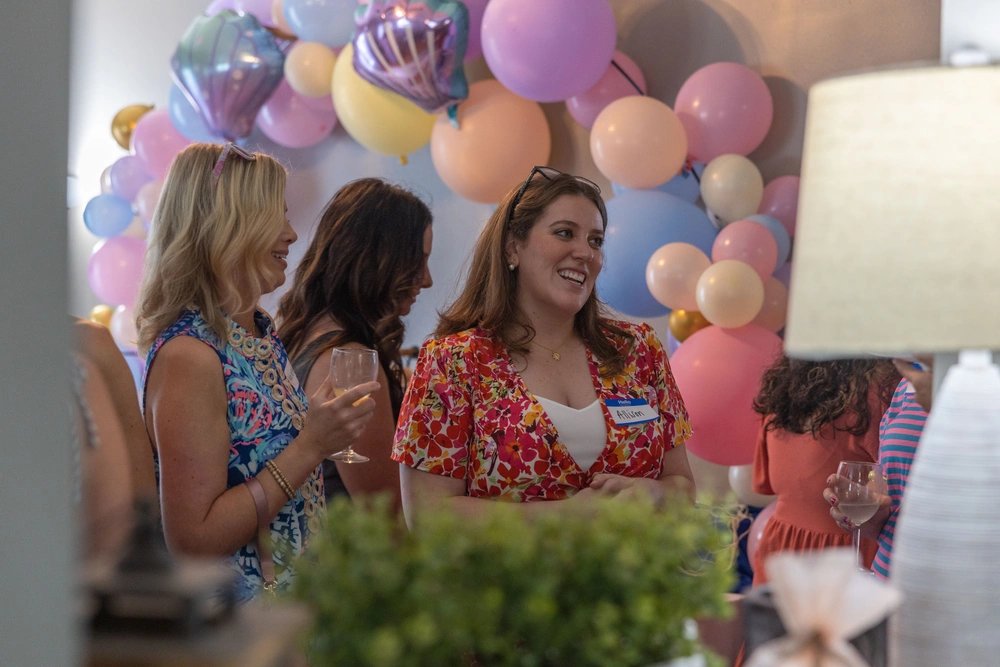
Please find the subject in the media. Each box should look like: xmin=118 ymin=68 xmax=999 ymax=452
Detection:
xmin=171 ymin=10 xmax=285 ymax=141
xmin=352 ymin=0 xmax=469 ymax=113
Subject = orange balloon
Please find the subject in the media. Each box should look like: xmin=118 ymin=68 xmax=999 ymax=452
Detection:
xmin=668 ymin=309 xmax=710 ymax=343
xmin=110 ymin=103 xmax=154 ymax=151
xmin=590 ymin=95 xmax=687 ymax=189
xmin=752 ymin=277 xmax=788 ymax=333
xmin=695 ymin=260 xmax=764 ymax=328
xmin=430 ymin=80 xmax=550 ymax=203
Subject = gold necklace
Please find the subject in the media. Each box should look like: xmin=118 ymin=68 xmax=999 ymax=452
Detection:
xmin=531 ymin=334 xmax=575 ymax=361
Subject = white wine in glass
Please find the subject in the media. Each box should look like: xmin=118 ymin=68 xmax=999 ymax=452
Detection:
xmin=327 ymin=347 xmax=378 ymax=463
xmin=836 ymin=460 xmax=887 ymax=571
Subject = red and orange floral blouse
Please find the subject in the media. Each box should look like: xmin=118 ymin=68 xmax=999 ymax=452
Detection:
xmin=391 ymin=320 xmax=691 ymax=502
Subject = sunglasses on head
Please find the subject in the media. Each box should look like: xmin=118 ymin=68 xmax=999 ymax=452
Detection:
xmin=211 ymin=142 xmax=256 ymax=187
xmin=504 ymin=166 xmax=602 ymax=229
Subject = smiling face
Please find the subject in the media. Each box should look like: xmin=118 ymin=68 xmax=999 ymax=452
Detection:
xmin=260 ymin=210 xmax=298 ymax=295
xmin=507 ymin=193 xmax=605 ymax=322
xmin=399 ymin=225 xmax=434 ymax=317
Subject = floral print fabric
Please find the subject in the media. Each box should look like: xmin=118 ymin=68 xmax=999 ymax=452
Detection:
xmin=143 ymin=309 xmax=323 ymax=602
xmin=392 ymin=320 xmax=691 ymax=501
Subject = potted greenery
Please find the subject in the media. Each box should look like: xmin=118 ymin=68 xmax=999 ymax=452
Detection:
xmin=291 ymin=495 xmax=734 ymax=666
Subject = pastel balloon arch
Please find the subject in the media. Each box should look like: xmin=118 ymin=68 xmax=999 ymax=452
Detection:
xmin=82 ymin=0 xmax=800 ymax=470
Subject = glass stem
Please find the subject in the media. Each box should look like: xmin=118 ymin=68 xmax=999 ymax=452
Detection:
xmin=853 ymin=525 xmax=863 ymax=570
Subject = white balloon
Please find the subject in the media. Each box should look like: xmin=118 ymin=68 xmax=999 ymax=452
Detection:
xmin=109 ymin=304 xmax=138 ymax=351
xmin=728 ymin=464 xmax=775 ymax=507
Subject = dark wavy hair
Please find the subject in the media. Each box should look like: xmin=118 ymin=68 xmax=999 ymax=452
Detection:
xmin=753 ymin=356 xmax=899 ymax=437
xmin=436 ymin=168 xmax=630 ymax=377
xmin=278 ymin=178 xmax=432 ymax=416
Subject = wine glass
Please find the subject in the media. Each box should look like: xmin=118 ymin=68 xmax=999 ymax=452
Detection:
xmin=835 ymin=460 xmax=888 ymax=571
xmin=327 ymin=347 xmax=379 ymax=463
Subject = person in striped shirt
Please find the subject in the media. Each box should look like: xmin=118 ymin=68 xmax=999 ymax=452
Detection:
xmin=824 ymin=358 xmax=931 ymax=578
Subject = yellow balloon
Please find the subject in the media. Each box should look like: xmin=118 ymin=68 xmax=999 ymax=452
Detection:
xmin=111 ymin=103 xmax=154 ymax=151
xmin=286 ymin=42 xmax=337 ymax=98
xmin=331 ymin=44 xmax=435 ymax=159
xmin=668 ymin=309 xmax=710 ymax=343
xmin=695 ymin=259 xmax=765 ymax=328
xmin=88 ymin=304 xmax=114 ymax=328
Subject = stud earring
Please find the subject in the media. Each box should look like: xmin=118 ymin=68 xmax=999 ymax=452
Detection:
xmin=508 ymin=262 xmax=516 ymax=271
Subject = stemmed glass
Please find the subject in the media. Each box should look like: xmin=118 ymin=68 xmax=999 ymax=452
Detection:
xmin=327 ymin=347 xmax=378 ymax=464
xmin=835 ymin=460 xmax=888 ymax=571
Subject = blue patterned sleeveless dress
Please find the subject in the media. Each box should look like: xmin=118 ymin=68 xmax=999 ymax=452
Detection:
xmin=143 ymin=309 xmax=324 ymax=602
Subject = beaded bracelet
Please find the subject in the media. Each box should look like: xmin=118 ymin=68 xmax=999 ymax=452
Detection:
xmin=264 ymin=459 xmax=295 ymax=501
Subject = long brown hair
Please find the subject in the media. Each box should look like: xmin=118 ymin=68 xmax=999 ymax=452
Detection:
xmin=278 ymin=178 xmax=432 ymax=415
xmin=753 ymin=356 xmax=899 ymax=436
xmin=436 ymin=168 xmax=630 ymax=376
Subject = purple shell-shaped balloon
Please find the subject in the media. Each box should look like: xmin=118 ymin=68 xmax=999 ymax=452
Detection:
xmin=352 ymin=0 xmax=469 ymax=113
xmin=171 ymin=10 xmax=285 ymax=141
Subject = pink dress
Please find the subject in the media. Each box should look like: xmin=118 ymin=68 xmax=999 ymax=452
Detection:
xmin=751 ymin=389 xmax=887 ymax=585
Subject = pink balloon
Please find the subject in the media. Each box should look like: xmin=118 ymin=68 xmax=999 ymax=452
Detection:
xmin=481 ymin=0 xmax=616 ymax=102
xmin=131 ymin=109 xmax=192 ymax=179
xmin=674 ymin=62 xmax=773 ymax=163
xmin=205 ymin=0 xmax=237 ymax=14
xmin=711 ymin=219 xmax=779 ymax=280
xmin=87 ymin=237 xmax=147 ymax=308
xmin=757 ymin=175 xmax=800 ymax=238
xmin=256 ymin=78 xmax=338 ymax=148
xmin=566 ymin=50 xmax=646 ymax=129
xmin=670 ymin=324 xmax=781 ymax=465
xmin=463 ymin=0 xmax=489 ymax=63
xmin=747 ymin=501 xmax=777 ymax=566
xmin=135 ymin=179 xmax=164 ymax=226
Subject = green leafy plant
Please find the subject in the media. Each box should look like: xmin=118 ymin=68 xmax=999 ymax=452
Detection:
xmin=291 ymin=494 xmax=734 ymax=666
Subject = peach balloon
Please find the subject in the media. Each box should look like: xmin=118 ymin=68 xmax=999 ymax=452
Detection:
xmin=700 ymin=154 xmax=764 ymax=224
xmin=645 ymin=242 xmax=711 ymax=311
xmin=285 ymin=41 xmax=337 ymax=98
xmin=752 ymin=276 xmax=788 ymax=333
xmin=728 ymin=464 xmax=776 ymax=508
xmin=431 ymin=79 xmax=550 ymax=203
xmin=590 ymin=95 xmax=687 ymax=189
xmin=695 ymin=259 xmax=765 ymax=328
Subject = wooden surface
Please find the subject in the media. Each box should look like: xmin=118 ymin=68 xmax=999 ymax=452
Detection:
xmin=87 ymin=601 xmax=311 ymax=667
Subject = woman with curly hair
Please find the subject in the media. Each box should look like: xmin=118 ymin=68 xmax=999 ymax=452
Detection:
xmin=749 ymin=356 xmax=899 ymax=585
xmin=278 ymin=178 xmax=433 ymax=509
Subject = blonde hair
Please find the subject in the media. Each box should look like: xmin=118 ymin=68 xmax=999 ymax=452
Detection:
xmin=135 ymin=143 xmax=287 ymax=353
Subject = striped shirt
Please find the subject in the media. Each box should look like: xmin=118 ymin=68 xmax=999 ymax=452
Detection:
xmin=872 ymin=379 xmax=928 ymax=578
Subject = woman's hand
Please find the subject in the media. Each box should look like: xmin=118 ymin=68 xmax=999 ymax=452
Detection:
xmin=589 ymin=473 xmax=667 ymax=506
xmin=822 ymin=473 xmax=891 ymax=539
xmin=298 ymin=375 xmax=380 ymax=460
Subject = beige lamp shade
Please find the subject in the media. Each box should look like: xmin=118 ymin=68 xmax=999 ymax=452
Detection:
xmin=784 ymin=64 xmax=1000 ymax=357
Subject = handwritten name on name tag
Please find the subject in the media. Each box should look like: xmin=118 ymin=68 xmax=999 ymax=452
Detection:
xmin=606 ymin=397 xmax=658 ymax=426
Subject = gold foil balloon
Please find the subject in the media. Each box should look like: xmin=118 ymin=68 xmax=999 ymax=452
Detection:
xmin=111 ymin=103 xmax=154 ymax=150
xmin=669 ymin=309 xmax=710 ymax=342
xmin=88 ymin=304 xmax=114 ymax=328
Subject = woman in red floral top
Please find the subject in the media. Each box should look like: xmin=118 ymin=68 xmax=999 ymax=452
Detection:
xmin=392 ymin=166 xmax=694 ymax=524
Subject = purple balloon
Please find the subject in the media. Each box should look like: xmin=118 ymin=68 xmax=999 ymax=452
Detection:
xmin=462 ymin=0 xmax=489 ymax=63
xmin=257 ymin=79 xmax=338 ymax=148
xmin=108 ymin=155 xmax=153 ymax=203
xmin=87 ymin=237 xmax=147 ymax=308
xmin=352 ymin=0 xmax=469 ymax=113
xmin=171 ymin=10 xmax=285 ymax=141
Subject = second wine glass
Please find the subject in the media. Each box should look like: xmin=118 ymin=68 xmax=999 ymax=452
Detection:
xmin=836 ymin=460 xmax=888 ymax=571
xmin=327 ymin=347 xmax=379 ymax=464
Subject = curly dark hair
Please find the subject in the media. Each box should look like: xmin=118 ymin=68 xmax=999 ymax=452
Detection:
xmin=752 ymin=355 xmax=900 ymax=437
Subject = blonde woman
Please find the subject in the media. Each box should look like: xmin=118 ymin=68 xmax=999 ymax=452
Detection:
xmin=136 ymin=143 xmax=377 ymax=601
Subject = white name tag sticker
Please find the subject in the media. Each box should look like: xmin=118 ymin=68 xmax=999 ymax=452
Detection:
xmin=606 ymin=398 xmax=658 ymax=426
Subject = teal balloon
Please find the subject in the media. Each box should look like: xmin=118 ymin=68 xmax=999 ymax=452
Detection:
xmin=598 ymin=190 xmax=718 ymax=317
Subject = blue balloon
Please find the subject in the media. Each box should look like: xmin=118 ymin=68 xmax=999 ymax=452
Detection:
xmin=745 ymin=214 xmax=791 ymax=267
xmin=598 ymin=190 xmax=718 ymax=317
xmin=284 ymin=0 xmax=357 ymax=48
xmin=83 ymin=194 xmax=134 ymax=238
xmin=168 ymin=84 xmax=219 ymax=142
xmin=611 ymin=161 xmax=705 ymax=203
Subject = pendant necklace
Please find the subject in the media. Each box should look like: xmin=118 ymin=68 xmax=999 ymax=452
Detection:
xmin=531 ymin=333 xmax=575 ymax=361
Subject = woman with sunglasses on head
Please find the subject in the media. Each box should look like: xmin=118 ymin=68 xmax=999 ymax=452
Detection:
xmin=392 ymin=167 xmax=694 ymax=526
xmin=278 ymin=178 xmax=433 ymax=510
xmin=135 ymin=143 xmax=378 ymax=602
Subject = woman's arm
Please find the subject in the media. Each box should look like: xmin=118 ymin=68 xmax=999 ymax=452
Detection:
xmin=589 ymin=444 xmax=695 ymax=504
xmin=147 ymin=337 xmax=377 ymax=556
xmin=303 ymin=346 xmax=401 ymax=509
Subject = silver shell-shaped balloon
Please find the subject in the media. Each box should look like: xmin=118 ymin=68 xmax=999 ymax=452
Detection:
xmin=171 ymin=10 xmax=285 ymax=141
